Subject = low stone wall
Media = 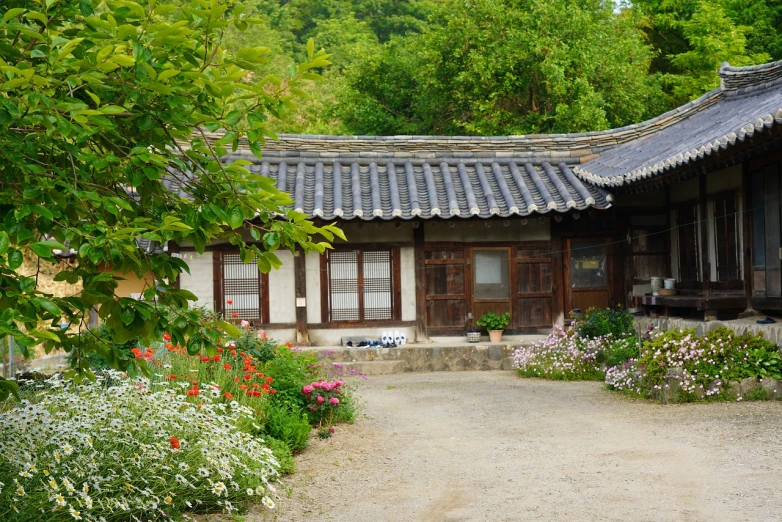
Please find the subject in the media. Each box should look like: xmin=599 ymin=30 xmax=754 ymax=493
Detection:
xmin=633 ymin=317 xmax=782 ymax=347
xmin=307 ymin=343 xmax=519 ymax=375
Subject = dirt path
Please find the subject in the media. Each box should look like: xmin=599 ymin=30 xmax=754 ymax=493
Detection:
xmin=256 ymin=371 xmax=782 ymax=522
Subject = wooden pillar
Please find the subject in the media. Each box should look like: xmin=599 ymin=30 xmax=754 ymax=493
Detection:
xmin=413 ymin=222 xmax=429 ymax=343
xmin=698 ymin=172 xmax=714 ymax=319
xmin=739 ymin=160 xmax=757 ymax=317
xmin=551 ymin=221 xmax=565 ymax=325
xmin=294 ymin=248 xmax=309 ymax=344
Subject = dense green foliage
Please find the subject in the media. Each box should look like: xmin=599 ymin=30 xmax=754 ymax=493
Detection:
xmin=230 ymin=0 xmax=782 ymax=136
xmin=0 ymin=0 xmax=345 ymax=381
xmin=575 ymin=307 xmax=635 ymax=340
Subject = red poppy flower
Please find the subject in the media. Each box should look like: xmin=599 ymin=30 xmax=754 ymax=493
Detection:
xmin=223 ymin=392 xmax=233 ymax=400
xmin=186 ymin=388 xmax=199 ymax=397
xmin=200 ymin=356 xmax=210 ymax=363
xmin=217 ymin=347 xmax=224 ymax=353
xmin=265 ymin=377 xmax=274 ymax=384
xmin=240 ymin=384 xmax=248 ymax=390
xmin=223 ymin=363 xmax=231 ymax=370
xmin=270 ymin=389 xmax=277 ymax=395
xmin=231 ymin=312 xmax=239 ymax=318
xmin=252 ymin=383 xmax=259 ymax=390
xmin=169 ymin=436 xmax=180 ymax=449
xmin=261 ymin=383 xmax=270 ymax=391
xmin=165 ymin=374 xmax=177 ymax=381
xmin=131 ymin=348 xmax=143 ymax=359
xmin=163 ymin=333 xmax=171 ymax=342
xmin=226 ymin=299 xmax=233 ymax=305
xmin=243 ymin=374 xmax=252 ymax=381
xmin=212 ymin=355 xmax=221 ymax=362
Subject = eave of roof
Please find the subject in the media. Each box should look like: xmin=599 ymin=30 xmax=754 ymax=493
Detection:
xmin=574 ymin=60 xmax=782 ymax=187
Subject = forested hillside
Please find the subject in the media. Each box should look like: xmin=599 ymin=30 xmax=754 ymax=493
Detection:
xmin=229 ymin=0 xmax=782 ymax=136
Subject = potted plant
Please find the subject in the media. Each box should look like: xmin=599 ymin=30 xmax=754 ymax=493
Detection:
xmin=476 ymin=312 xmax=511 ymax=343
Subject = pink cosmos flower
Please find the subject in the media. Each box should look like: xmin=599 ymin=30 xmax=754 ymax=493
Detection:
xmin=316 ymin=396 xmax=325 ymax=403
xmin=257 ymin=329 xmax=267 ymax=340
xmin=302 ymin=385 xmax=314 ymax=394
xmin=240 ymin=319 xmax=250 ymax=328
xmin=329 ymin=397 xmax=340 ymax=405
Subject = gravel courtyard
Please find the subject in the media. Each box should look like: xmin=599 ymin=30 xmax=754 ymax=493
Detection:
xmin=258 ymin=371 xmax=782 ymax=522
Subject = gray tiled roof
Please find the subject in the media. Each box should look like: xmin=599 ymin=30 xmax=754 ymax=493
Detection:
xmin=224 ymin=155 xmax=612 ymax=220
xmin=575 ymin=60 xmax=782 ymax=186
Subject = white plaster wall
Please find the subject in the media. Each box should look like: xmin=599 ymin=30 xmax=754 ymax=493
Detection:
xmin=424 ymin=218 xmax=550 ymax=242
xmin=267 ymin=250 xmax=296 ymax=323
xmin=178 ymin=252 xmax=214 ymax=310
xmin=308 ymin=326 xmax=417 ymax=346
xmin=305 ymin=251 xmax=323 ymax=324
xmin=400 ymin=246 xmax=416 ymax=321
xmin=264 ymin=328 xmax=296 ymax=344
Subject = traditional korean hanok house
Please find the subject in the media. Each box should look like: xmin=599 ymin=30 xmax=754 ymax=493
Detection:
xmin=173 ymin=59 xmax=782 ymax=344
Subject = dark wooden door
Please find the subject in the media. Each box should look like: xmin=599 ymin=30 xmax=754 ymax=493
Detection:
xmin=424 ymin=246 xmax=469 ymax=332
xmin=470 ymin=247 xmax=512 ymax=325
xmin=513 ymin=242 xmax=556 ymax=329
xmin=564 ymin=238 xmax=611 ymax=315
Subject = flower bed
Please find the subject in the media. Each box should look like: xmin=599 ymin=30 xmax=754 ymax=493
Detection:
xmin=0 ymin=321 xmax=361 ymax=519
xmin=513 ymin=325 xmax=606 ymax=381
xmin=606 ymin=327 xmax=782 ymax=402
xmin=0 ymin=371 xmax=278 ymax=520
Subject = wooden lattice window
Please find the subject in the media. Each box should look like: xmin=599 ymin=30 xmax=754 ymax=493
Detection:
xmin=713 ymin=196 xmax=740 ymax=282
xmin=677 ymin=206 xmax=700 ymax=282
xmin=213 ymin=252 xmax=269 ymax=324
xmin=323 ymin=248 xmax=400 ymax=323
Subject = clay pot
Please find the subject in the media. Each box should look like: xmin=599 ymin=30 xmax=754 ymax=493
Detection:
xmin=488 ymin=330 xmax=504 ymax=343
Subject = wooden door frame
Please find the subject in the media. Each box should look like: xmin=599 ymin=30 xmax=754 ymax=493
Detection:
xmin=469 ymin=246 xmax=513 ymax=326
xmin=563 ymin=237 xmax=613 ymax=317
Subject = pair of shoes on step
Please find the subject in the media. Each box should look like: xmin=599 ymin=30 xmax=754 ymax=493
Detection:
xmin=757 ymin=316 xmax=777 ymax=324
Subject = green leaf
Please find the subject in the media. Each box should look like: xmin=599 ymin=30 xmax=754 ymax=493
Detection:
xmin=3 ymin=8 xmax=26 ymax=22
xmin=0 ymin=377 xmax=20 ymax=402
xmin=217 ymin=321 xmax=241 ymax=338
xmin=32 ymin=297 xmax=61 ymax=316
xmin=7 ymin=249 xmax=23 ymax=269
xmin=228 ymin=206 xmax=244 ymax=229
xmin=30 ymin=242 xmax=53 ymax=257
xmin=0 ymin=232 xmax=9 ymax=255
xmin=110 ymin=54 xmax=135 ymax=67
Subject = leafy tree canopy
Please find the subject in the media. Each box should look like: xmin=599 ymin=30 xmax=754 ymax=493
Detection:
xmin=337 ymin=0 xmax=666 ymax=135
xmin=0 ymin=0 xmax=341 ymax=392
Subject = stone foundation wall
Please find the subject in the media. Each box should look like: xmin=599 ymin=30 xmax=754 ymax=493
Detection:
xmin=633 ymin=317 xmax=782 ymax=347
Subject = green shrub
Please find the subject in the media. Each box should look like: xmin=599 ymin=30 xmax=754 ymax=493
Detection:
xmin=263 ymin=346 xmax=321 ymax=411
xmin=261 ymin=402 xmax=312 ymax=453
xmin=601 ymin=336 xmax=640 ymax=367
xmin=576 ymin=307 xmax=634 ymax=340
xmin=264 ymin=436 xmax=296 ymax=474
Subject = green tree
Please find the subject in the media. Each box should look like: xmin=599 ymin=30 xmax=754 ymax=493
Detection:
xmin=664 ymin=1 xmax=770 ymax=103
xmin=0 ymin=0 xmax=342 ymax=389
xmin=338 ymin=0 xmax=664 ymax=135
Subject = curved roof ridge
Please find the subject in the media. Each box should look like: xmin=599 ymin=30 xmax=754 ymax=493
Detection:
xmin=720 ymin=59 xmax=782 ymax=94
xmin=199 ymin=88 xmax=724 ymax=157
